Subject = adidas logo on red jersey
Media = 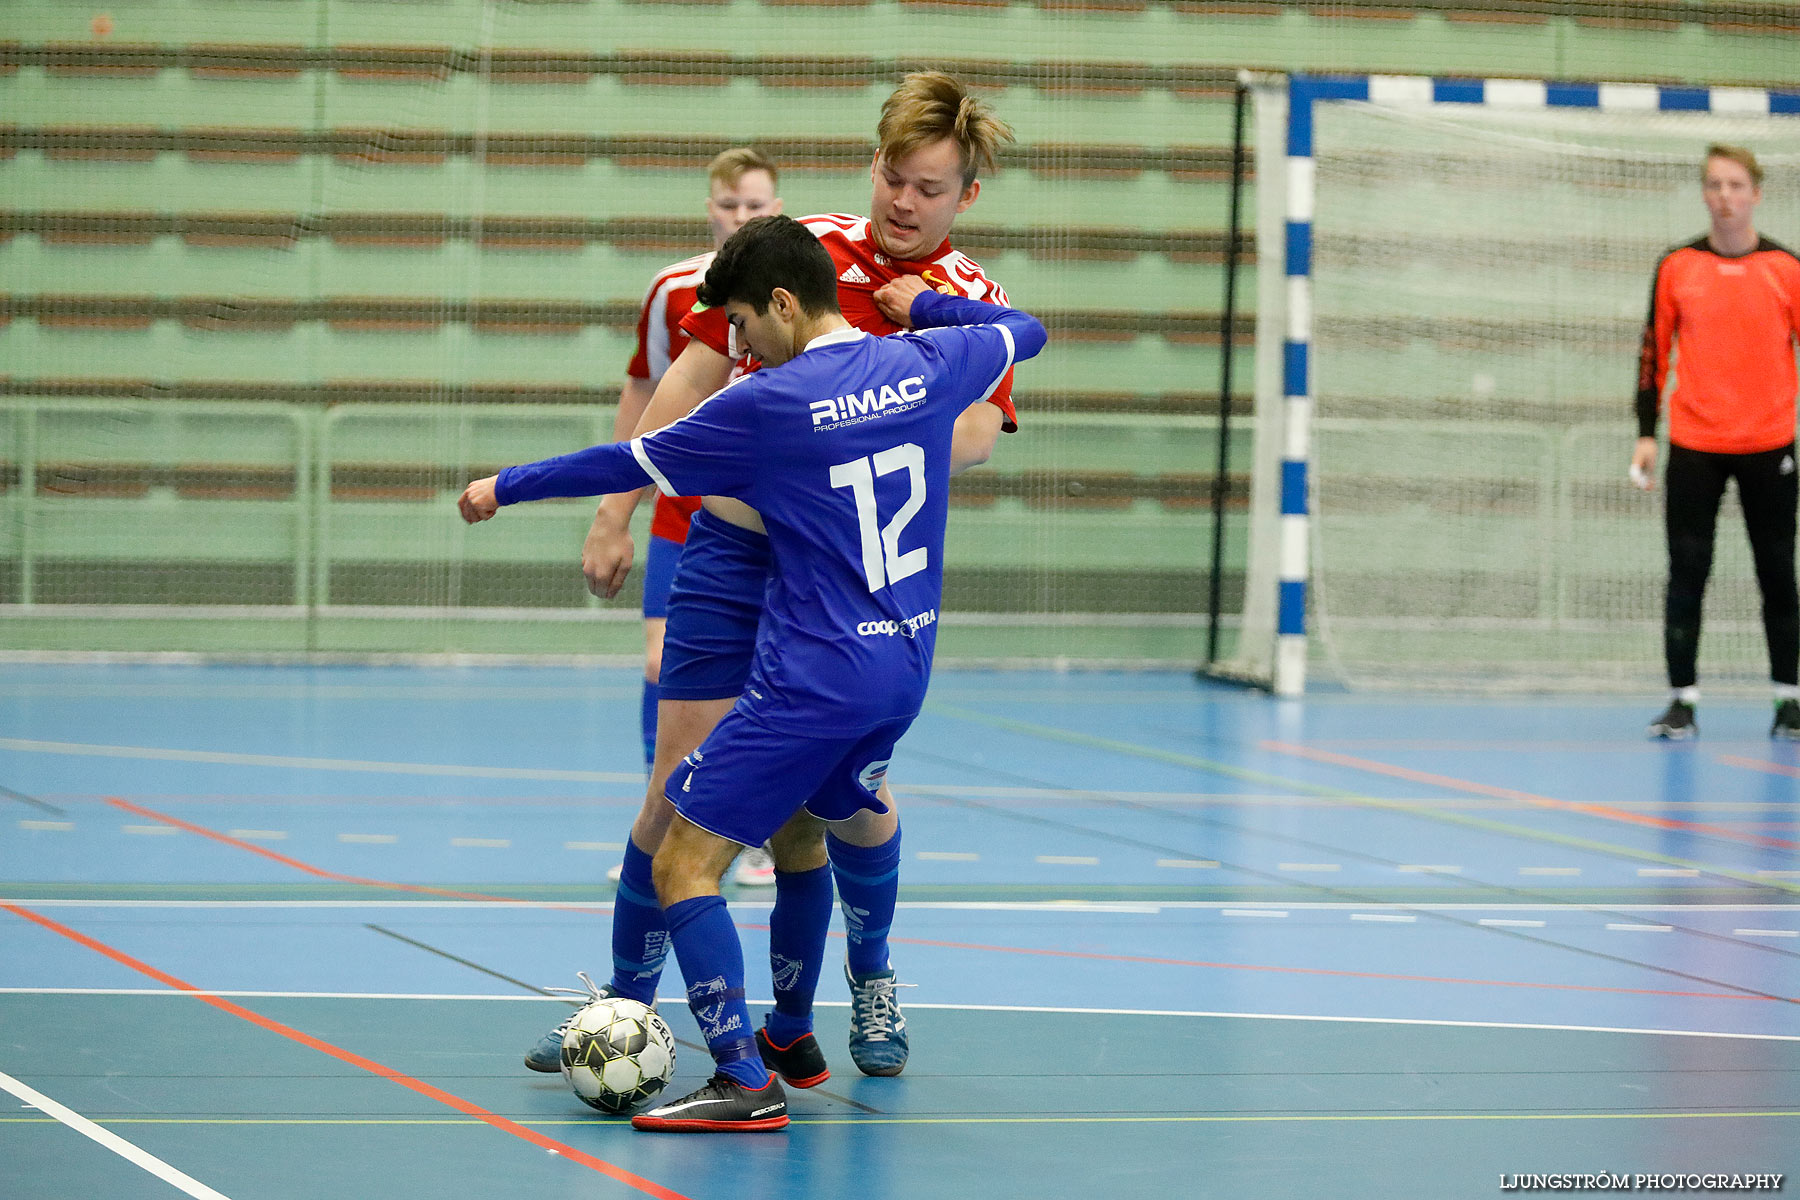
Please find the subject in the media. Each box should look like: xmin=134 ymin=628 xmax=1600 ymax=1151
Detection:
xmin=839 ymin=263 xmax=872 ymax=285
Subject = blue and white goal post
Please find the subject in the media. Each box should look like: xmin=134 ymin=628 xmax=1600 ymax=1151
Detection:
xmin=1225 ymin=72 xmax=1800 ymax=696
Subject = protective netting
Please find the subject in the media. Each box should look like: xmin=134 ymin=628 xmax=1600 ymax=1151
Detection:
xmin=1307 ymin=101 xmax=1800 ymax=689
xmin=6 ymin=3 xmax=1800 ymax=664
xmin=0 ymin=5 xmax=1247 ymax=662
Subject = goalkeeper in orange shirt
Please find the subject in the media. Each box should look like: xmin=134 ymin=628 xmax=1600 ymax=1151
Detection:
xmin=1634 ymin=144 xmax=1800 ymax=739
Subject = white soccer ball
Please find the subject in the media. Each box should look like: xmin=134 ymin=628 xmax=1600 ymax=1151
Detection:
xmin=560 ymin=997 xmax=676 ymax=1114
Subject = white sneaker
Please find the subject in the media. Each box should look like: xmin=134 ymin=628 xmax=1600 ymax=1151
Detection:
xmin=732 ymin=845 xmax=776 ymax=886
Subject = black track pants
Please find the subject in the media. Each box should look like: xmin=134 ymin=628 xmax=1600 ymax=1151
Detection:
xmin=1664 ymin=441 xmax=1800 ymax=688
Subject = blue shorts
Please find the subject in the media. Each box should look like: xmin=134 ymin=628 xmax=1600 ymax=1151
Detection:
xmin=640 ymin=533 xmax=682 ymax=620
xmin=665 ymin=708 xmax=908 ymax=847
xmin=657 ymin=509 xmax=771 ymax=702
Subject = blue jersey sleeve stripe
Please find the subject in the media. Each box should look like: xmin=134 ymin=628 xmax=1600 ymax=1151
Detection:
xmin=629 ymin=436 xmax=678 ymax=496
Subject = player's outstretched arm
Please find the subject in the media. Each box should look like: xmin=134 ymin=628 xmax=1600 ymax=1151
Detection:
xmin=909 ymin=290 xmax=1048 ymax=361
xmin=463 ymin=444 xmax=652 ymax=514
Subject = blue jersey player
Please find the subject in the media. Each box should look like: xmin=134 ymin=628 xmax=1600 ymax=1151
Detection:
xmin=459 ymin=215 xmax=1046 ymax=1131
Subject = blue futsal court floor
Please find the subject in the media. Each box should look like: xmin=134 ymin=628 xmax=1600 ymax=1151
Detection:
xmin=1 ymin=662 xmax=1796 ymax=1199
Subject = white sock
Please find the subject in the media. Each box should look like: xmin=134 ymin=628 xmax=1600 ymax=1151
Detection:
xmin=1673 ymin=687 xmax=1700 ymax=705
xmin=1774 ymin=683 xmax=1800 ymax=702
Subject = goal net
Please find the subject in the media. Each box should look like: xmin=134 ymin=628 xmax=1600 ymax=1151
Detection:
xmin=1235 ymin=77 xmax=1800 ymax=692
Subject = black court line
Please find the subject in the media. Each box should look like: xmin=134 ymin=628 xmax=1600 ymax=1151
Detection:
xmin=0 ymin=782 xmax=64 ymax=816
xmin=365 ymin=923 xmax=557 ymax=996
xmin=363 ymin=924 xmax=883 ymax=1112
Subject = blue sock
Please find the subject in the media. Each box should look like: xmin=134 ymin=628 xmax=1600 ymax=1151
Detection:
xmin=639 ymin=678 xmax=658 ymax=775
xmin=664 ymin=894 xmax=769 ymax=1089
xmin=827 ymin=828 xmax=901 ymax=978
xmin=608 ymin=839 xmax=667 ymax=1006
xmin=763 ymin=863 xmax=833 ymax=1046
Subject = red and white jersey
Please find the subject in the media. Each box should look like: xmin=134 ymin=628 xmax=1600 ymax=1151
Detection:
xmin=679 ymin=213 xmax=1018 ymax=431
xmin=627 ymin=252 xmax=710 ymax=542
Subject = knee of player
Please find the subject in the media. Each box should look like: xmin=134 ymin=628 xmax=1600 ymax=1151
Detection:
xmin=769 ymin=822 xmax=828 ymax=873
xmin=648 ymin=841 xmax=703 ymax=904
xmin=630 ymin=792 xmax=679 ymax=848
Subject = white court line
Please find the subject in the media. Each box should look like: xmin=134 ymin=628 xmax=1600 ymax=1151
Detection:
xmin=449 ymin=838 xmax=510 ymax=849
xmin=927 ymin=900 xmax=1165 ymax=914
xmin=916 ymin=851 xmax=979 ymax=862
xmin=1278 ymin=863 xmax=1341 ymax=873
xmin=1480 ymin=919 xmax=1547 ymax=928
xmin=0 ymin=737 xmax=642 ymax=784
xmin=1036 ymin=855 xmax=1099 ymax=866
xmin=1157 ymin=859 xmax=1219 ymax=869
xmin=8 ymin=898 xmax=1800 ymax=913
xmin=1397 ymin=865 xmax=1463 ymax=874
xmin=1222 ymin=909 xmax=1289 ymax=919
xmin=17 ymin=820 xmax=73 ymax=832
xmin=227 ymin=830 xmax=287 ymax=841
xmin=0 ymin=1069 xmax=234 ymax=1200
xmin=336 ymin=833 xmax=396 ymax=845
xmin=1639 ymin=868 xmax=1701 ymax=878
xmin=1606 ymin=923 xmax=1675 ymax=933
xmin=1734 ymin=929 xmax=1799 ymax=938
xmin=2 ymin=990 xmax=1794 ymax=1044
xmin=1351 ymin=913 xmax=1417 ymax=923
xmin=562 ymin=841 xmax=624 ymax=851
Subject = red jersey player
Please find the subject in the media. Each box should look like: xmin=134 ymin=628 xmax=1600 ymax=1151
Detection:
xmin=531 ymin=73 xmax=1017 ymax=1085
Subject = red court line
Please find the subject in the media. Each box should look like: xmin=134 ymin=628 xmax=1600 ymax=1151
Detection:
xmin=108 ymin=797 xmax=553 ymax=906
xmin=110 ymin=799 xmax=1781 ymax=1003
xmin=1720 ymin=754 xmax=1800 ymax=782
xmin=0 ymin=901 xmax=696 ymax=1200
xmin=1261 ymin=741 xmax=1799 ymax=852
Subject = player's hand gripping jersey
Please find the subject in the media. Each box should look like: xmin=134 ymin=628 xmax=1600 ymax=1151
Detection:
xmin=497 ymin=293 xmax=1047 ymax=734
xmin=680 ymin=214 xmax=1018 ymax=432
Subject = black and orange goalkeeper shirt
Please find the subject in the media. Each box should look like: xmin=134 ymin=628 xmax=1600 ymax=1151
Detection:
xmin=1636 ymin=237 xmax=1800 ymax=454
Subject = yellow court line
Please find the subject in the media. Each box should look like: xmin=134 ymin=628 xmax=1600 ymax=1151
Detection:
xmin=5 ymin=1110 xmax=1798 ymax=1127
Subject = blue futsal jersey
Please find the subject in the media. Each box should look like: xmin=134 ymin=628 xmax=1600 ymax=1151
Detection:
xmin=496 ymin=292 xmax=1046 ymax=736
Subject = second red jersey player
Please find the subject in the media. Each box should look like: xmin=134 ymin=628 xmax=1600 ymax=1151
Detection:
xmin=629 ymin=252 xmax=710 ymax=542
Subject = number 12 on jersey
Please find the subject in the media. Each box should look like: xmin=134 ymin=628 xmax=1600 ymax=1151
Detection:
xmin=830 ymin=443 xmax=927 ymax=593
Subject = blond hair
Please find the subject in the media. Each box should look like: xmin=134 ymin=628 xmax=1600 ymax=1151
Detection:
xmin=708 ymin=147 xmax=778 ymax=190
xmin=877 ymin=72 xmax=1015 ymax=186
xmin=1704 ymin=143 xmax=1763 ymax=187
